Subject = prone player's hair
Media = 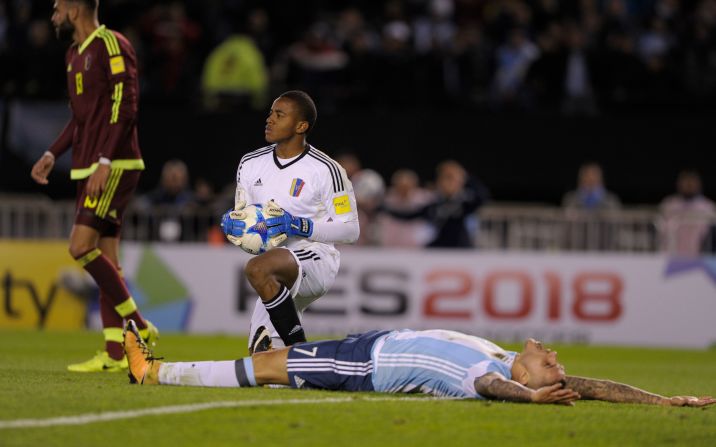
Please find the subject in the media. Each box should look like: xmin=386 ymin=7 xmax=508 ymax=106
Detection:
xmin=278 ymin=90 xmax=317 ymax=134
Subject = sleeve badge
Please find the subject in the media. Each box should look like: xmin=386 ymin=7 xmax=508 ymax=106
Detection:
xmin=110 ymin=56 xmax=125 ymax=74
xmin=333 ymin=195 xmax=352 ymax=215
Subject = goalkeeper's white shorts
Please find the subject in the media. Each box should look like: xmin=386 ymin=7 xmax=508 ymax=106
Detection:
xmin=248 ymin=243 xmax=339 ymax=349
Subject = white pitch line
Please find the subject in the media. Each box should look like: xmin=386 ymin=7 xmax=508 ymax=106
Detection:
xmin=0 ymin=396 xmax=446 ymax=430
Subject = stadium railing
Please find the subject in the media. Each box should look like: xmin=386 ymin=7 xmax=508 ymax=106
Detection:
xmin=1 ymin=194 xmax=715 ymax=254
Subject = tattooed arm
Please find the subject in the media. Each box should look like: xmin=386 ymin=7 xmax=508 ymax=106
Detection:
xmin=564 ymin=375 xmax=716 ymax=407
xmin=474 ymin=372 xmax=580 ymax=405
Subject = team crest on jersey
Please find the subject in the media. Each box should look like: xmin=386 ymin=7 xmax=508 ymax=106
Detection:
xmin=67 ymin=63 xmax=72 ymax=72
xmin=290 ymin=178 xmax=305 ymax=197
xmin=84 ymin=55 xmax=92 ymax=70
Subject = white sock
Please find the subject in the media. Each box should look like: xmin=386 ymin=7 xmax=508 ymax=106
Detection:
xmin=158 ymin=361 xmax=241 ymax=387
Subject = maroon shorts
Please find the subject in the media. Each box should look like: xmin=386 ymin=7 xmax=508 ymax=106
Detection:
xmin=75 ymin=169 xmax=141 ymax=237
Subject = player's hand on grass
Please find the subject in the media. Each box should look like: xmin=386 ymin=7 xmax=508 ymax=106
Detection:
xmin=220 ymin=209 xmax=248 ymax=245
xmin=531 ymin=382 xmax=580 ymax=406
xmin=666 ymin=396 xmax=716 ymax=407
xmin=86 ymin=164 xmax=110 ymax=199
xmin=31 ymin=152 xmax=55 ymax=185
xmin=264 ymin=200 xmax=313 ymax=238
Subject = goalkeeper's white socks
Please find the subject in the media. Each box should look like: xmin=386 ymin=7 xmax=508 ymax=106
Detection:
xmin=158 ymin=358 xmax=256 ymax=387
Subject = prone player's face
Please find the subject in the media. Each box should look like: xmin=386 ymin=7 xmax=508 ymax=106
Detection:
xmin=265 ymin=98 xmax=304 ymax=144
xmin=519 ymin=338 xmax=566 ymax=389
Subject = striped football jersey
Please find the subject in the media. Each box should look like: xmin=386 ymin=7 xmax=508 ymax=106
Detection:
xmin=235 ymin=144 xmax=359 ymax=254
xmin=371 ymin=329 xmax=518 ymax=398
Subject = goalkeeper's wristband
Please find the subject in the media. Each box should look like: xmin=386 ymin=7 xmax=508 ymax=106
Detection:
xmin=98 ymin=157 xmax=111 ymax=166
xmin=291 ymin=216 xmax=313 ymax=238
xmin=43 ymin=151 xmax=55 ymax=161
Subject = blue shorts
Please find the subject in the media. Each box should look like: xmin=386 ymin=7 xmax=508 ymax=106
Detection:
xmin=286 ymin=331 xmax=390 ymax=391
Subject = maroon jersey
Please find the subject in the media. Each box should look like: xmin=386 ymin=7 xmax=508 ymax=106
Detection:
xmin=49 ymin=25 xmax=144 ymax=180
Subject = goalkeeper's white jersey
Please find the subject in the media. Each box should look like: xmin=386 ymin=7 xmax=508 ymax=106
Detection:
xmin=235 ymin=144 xmax=358 ymax=253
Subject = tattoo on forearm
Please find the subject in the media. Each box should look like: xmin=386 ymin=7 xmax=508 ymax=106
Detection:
xmin=475 ymin=374 xmax=533 ymax=403
xmin=564 ymin=376 xmax=666 ymax=405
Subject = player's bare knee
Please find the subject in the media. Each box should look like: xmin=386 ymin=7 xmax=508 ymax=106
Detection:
xmin=245 ymin=256 xmax=272 ymax=287
xmin=68 ymin=242 xmax=95 ymax=259
xmin=252 ymin=348 xmax=290 ymax=385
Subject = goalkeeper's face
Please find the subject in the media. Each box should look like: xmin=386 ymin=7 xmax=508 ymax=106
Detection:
xmin=265 ymin=98 xmax=305 ymax=144
xmin=517 ymin=338 xmax=566 ymax=390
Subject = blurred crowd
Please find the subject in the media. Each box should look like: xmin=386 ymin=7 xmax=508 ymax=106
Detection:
xmin=2 ymin=0 xmax=715 ymax=254
xmin=136 ymin=154 xmax=715 ymax=256
xmin=3 ymin=0 xmax=716 ymax=113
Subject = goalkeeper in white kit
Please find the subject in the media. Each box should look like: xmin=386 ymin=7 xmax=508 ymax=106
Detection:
xmin=220 ymin=90 xmax=359 ymax=352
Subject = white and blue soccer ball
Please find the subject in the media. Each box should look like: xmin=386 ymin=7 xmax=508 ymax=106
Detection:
xmin=236 ymin=204 xmax=273 ymax=255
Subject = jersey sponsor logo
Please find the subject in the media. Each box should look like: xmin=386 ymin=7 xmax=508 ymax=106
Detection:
xmin=254 ymin=178 xmax=263 ymax=186
xmin=83 ymin=196 xmax=98 ymax=209
xmin=75 ymin=72 xmax=83 ymax=95
xmin=84 ymin=55 xmax=92 ymax=71
xmin=109 ymin=55 xmax=125 ymax=74
xmin=293 ymin=346 xmax=318 ymax=357
xmin=290 ymin=178 xmax=305 ymax=197
xmin=333 ymin=195 xmax=352 ymax=215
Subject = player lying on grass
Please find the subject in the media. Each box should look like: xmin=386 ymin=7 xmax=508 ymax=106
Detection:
xmin=123 ymin=320 xmax=715 ymax=407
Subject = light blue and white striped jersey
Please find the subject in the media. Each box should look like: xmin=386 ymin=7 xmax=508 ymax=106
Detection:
xmin=371 ymin=329 xmax=517 ymax=399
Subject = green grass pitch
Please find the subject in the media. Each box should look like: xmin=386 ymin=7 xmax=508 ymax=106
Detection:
xmin=1 ymin=330 xmax=714 ymax=447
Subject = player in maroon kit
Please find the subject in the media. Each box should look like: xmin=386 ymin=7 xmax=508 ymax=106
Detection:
xmin=30 ymin=0 xmax=157 ymax=372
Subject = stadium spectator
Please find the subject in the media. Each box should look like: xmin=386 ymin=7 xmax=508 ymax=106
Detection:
xmin=200 ymin=29 xmax=269 ymax=111
xmin=135 ymin=159 xmax=194 ymax=242
xmin=278 ymin=21 xmax=349 ymax=111
xmin=382 ymin=160 xmax=489 ymax=248
xmin=334 ymin=151 xmax=384 ymax=246
xmin=220 ymin=90 xmax=359 ymax=352
xmin=138 ymin=159 xmax=194 ymax=209
xmin=29 ymin=0 xmax=157 ymax=372
xmin=446 ymin=23 xmax=493 ymax=107
xmin=138 ymin=1 xmax=202 ymax=104
xmin=490 ymin=26 xmax=540 ymax=109
xmin=562 ymin=162 xmax=621 ymax=212
xmin=351 ymin=169 xmax=386 ymax=246
xmin=559 ymin=22 xmax=599 ymax=116
xmin=597 ymin=25 xmax=645 ymax=109
xmin=7 ymin=0 xmax=716 ymax=111
xmin=124 ymin=319 xmax=716 ymax=408
xmin=561 ymin=162 xmax=622 ymax=250
xmin=377 ymin=168 xmax=435 ymax=248
xmin=374 ymin=20 xmax=418 ymax=106
xmin=13 ymin=19 xmax=66 ymax=98
xmin=657 ymin=169 xmax=716 ymax=256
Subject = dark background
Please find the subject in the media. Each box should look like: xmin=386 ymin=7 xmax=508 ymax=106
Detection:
xmin=2 ymin=0 xmax=716 ymax=205
xmin=3 ymin=106 xmax=714 ymax=206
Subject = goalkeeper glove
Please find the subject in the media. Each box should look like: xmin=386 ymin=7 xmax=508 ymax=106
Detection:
xmin=220 ymin=209 xmax=247 ymax=245
xmin=264 ymin=200 xmax=313 ymax=238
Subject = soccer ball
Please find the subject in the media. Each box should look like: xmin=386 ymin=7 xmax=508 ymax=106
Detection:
xmin=235 ymin=204 xmax=273 ymax=255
